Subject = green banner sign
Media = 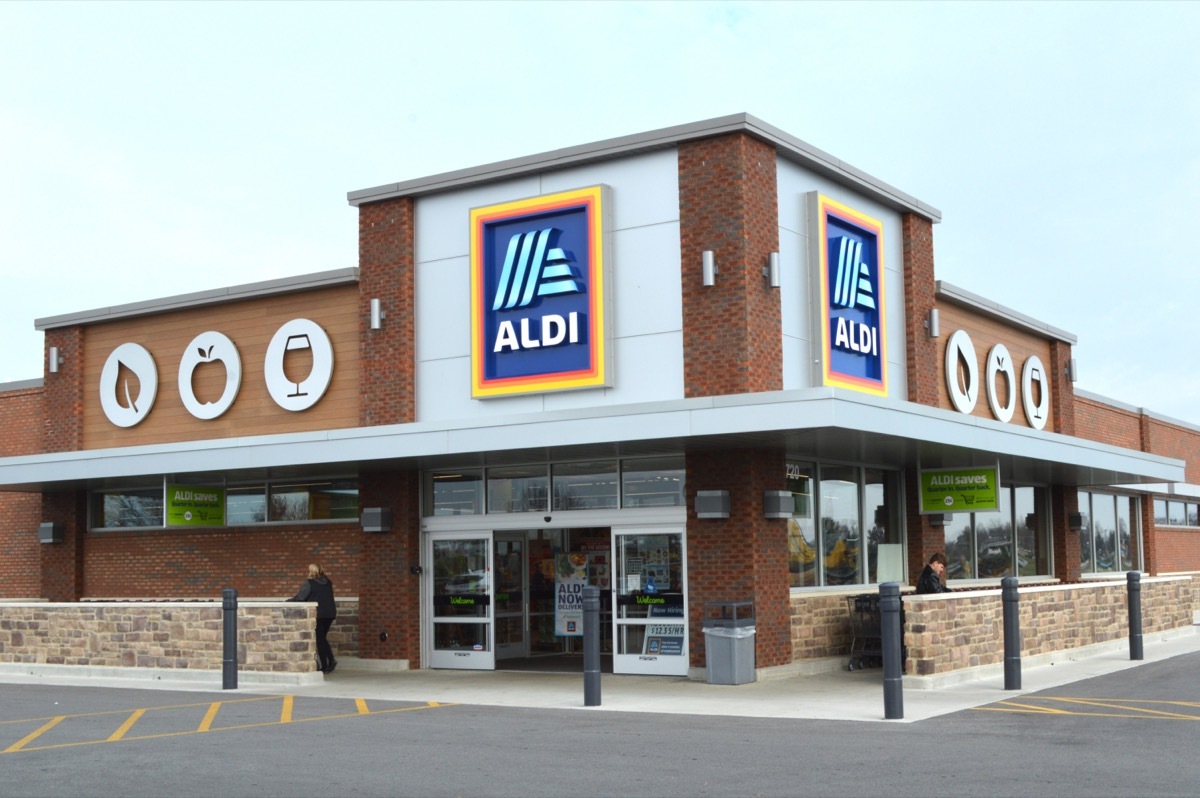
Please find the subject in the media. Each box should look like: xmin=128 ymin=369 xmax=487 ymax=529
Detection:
xmin=919 ymin=467 xmax=999 ymax=514
xmin=167 ymin=485 xmax=225 ymax=527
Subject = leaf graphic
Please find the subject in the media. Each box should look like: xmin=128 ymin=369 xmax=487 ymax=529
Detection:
xmin=197 ymin=347 xmax=206 ymax=358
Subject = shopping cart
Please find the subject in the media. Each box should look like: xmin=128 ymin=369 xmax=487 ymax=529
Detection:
xmin=846 ymin=594 xmax=881 ymax=671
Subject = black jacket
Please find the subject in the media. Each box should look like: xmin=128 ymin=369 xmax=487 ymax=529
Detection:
xmin=288 ymin=576 xmax=337 ymax=619
xmin=915 ymin=564 xmax=949 ymax=594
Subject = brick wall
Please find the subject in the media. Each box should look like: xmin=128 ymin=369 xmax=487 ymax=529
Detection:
xmin=356 ymin=469 xmax=421 ymax=663
xmin=679 ymin=133 xmax=781 ymax=397
xmin=687 ymin=448 xmax=791 ymax=669
xmin=902 ymin=214 xmax=939 ymax=407
xmin=0 ymin=383 xmax=44 ymax=598
xmin=358 ymin=195 xmax=415 ymax=426
xmin=81 ymin=524 xmax=362 ymax=598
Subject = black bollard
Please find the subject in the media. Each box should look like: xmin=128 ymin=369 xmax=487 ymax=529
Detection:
xmin=880 ymin=582 xmax=903 ymax=720
xmin=1001 ymin=576 xmax=1021 ymax=690
xmin=222 ymin=587 xmax=238 ymax=690
xmin=1127 ymin=571 xmax=1143 ymax=661
xmin=583 ymin=585 xmax=601 ymax=706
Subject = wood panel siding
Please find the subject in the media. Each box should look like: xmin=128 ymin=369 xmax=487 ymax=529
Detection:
xmin=935 ymin=303 xmax=1056 ymax=430
xmin=83 ymin=286 xmax=361 ymax=449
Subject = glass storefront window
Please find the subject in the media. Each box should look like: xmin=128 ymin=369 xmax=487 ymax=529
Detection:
xmin=976 ymin=487 xmax=1013 ymax=578
xmin=786 ymin=462 xmax=816 ymax=587
xmin=786 ymin=461 xmax=902 ymax=588
xmin=427 ymin=470 xmax=483 ymax=516
xmin=425 ymin=458 xmax=685 ymax=516
xmin=227 ymin=486 xmax=267 ymax=525
xmin=1079 ymin=490 xmax=1142 ymax=574
xmin=90 ymin=485 xmax=164 ymax=529
xmin=865 ymin=468 xmax=903 ymax=584
xmin=487 ymin=465 xmax=549 ymax=514
xmin=945 ymin=515 xmax=975 ymax=580
xmin=552 ymin=461 xmax=618 ymax=511
xmin=621 ymin=457 xmax=685 ymax=508
xmin=819 ymin=466 xmax=860 ymax=586
xmin=947 ymin=486 xmax=1050 ymax=581
xmin=269 ymin=479 xmax=358 ymax=521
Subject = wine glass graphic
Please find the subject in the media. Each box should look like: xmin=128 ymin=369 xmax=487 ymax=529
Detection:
xmin=283 ymin=333 xmax=312 ymax=397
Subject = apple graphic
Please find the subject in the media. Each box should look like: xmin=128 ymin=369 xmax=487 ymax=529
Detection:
xmin=178 ymin=331 xmax=242 ymax=420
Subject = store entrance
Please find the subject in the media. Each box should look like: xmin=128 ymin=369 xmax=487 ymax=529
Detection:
xmin=427 ymin=526 xmax=687 ymax=674
xmin=498 ymin=527 xmax=613 ymax=668
xmin=428 ymin=527 xmax=614 ymax=671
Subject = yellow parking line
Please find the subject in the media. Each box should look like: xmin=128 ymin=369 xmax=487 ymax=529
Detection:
xmin=2 ymin=699 xmax=459 ymax=755
xmin=107 ymin=709 xmax=146 ymax=742
xmin=197 ymin=702 xmax=221 ymax=732
xmin=281 ymin=696 xmax=294 ymax=723
xmin=5 ymin=716 xmax=65 ymax=753
xmin=1045 ymin=697 xmax=1200 ymax=720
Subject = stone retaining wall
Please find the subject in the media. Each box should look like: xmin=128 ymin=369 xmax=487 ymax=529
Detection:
xmin=903 ymin=576 xmax=1195 ymax=675
xmin=0 ymin=598 xmax=361 ymax=674
xmin=787 ymin=576 xmax=1196 ymax=676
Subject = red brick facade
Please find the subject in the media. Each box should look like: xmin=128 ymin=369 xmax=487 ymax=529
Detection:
xmin=679 ymin=133 xmax=782 ymax=397
xmin=0 ymin=383 xmax=44 ymax=598
xmin=1 ymin=124 xmax=1198 ymax=676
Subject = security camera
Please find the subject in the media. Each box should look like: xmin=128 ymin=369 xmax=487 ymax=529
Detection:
xmin=544 ymin=516 xmax=552 ymax=523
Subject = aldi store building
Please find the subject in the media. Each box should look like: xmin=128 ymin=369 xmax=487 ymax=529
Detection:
xmin=0 ymin=114 xmax=1197 ymax=679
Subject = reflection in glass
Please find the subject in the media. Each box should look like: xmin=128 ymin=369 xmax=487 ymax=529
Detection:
xmin=428 ymin=470 xmax=483 ymax=516
xmin=786 ymin=462 xmax=816 ymax=588
xmin=976 ymin=487 xmax=1013 ymax=578
xmin=552 ymin=461 xmax=618 ymax=511
xmin=93 ymin=487 xmax=164 ymax=528
xmin=865 ymin=468 xmax=901 ymax=584
xmin=1092 ymin=493 xmax=1118 ymax=572
xmin=819 ymin=466 xmax=859 ymax=586
xmin=487 ymin=465 xmax=548 ymax=514
xmin=621 ymin=457 xmax=685 ymax=508
xmin=944 ymin=516 xmax=974 ymax=580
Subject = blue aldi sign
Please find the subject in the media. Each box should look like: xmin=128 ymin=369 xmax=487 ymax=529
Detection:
xmin=470 ymin=186 xmax=611 ymax=398
xmin=813 ymin=194 xmax=888 ymax=396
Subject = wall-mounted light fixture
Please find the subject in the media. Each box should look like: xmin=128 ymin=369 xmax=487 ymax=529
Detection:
xmin=763 ymin=252 xmax=780 ymax=289
xmin=763 ymin=490 xmax=792 ymax=518
xmin=1066 ymin=358 xmax=1078 ymax=382
xmin=701 ymin=251 xmax=717 ymax=287
xmin=925 ymin=308 xmax=940 ymax=339
xmin=369 ymin=298 xmax=385 ymax=330
xmin=927 ymin=512 xmax=949 ymax=527
xmin=361 ymin=507 xmax=392 ymax=533
xmin=1068 ymin=512 xmax=1084 ymax=531
xmin=48 ymin=346 xmax=63 ymax=374
xmin=695 ymin=490 xmax=730 ymax=519
xmin=38 ymin=521 xmax=63 ymax=544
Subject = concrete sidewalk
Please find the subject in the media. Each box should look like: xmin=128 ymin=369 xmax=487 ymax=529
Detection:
xmin=3 ymin=627 xmax=1196 ymax=724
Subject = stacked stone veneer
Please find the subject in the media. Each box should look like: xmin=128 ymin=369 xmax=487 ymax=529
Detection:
xmin=788 ymin=577 xmax=1195 ymax=675
xmin=903 ymin=577 xmax=1195 ymax=676
xmin=0 ymin=598 xmax=361 ymax=674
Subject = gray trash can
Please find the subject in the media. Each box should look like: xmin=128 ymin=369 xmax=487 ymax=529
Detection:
xmin=703 ymin=601 xmax=756 ymax=685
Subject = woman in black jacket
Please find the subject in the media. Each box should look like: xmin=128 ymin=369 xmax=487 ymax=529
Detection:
xmin=288 ymin=563 xmax=338 ymax=673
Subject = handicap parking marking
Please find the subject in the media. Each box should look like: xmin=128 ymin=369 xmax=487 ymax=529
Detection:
xmin=973 ymin=697 xmax=1200 ymax=720
xmin=1 ymin=696 xmax=457 ymax=755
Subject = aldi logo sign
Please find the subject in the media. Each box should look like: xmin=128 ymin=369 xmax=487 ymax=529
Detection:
xmin=470 ymin=186 xmax=610 ymax=398
xmin=813 ymin=194 xmax=888 ymax=395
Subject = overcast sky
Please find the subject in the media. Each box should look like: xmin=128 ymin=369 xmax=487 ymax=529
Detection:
xmin=2 ymin=1 xmax=1197 ymax=425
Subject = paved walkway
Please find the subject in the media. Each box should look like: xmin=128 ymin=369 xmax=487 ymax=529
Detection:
xmin=3 ymin=628 xmax=1196 ymax=724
